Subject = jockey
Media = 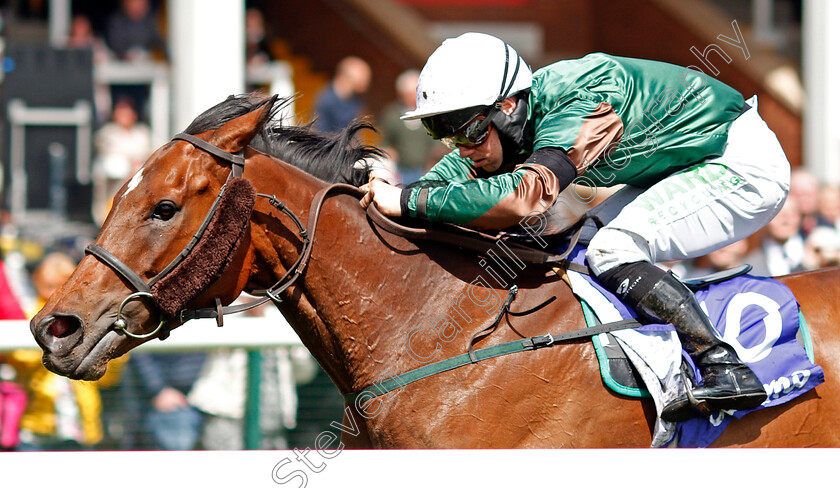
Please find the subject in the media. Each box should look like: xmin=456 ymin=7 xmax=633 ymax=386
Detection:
xmin=361 ymin=32 xmax=790 ymax=421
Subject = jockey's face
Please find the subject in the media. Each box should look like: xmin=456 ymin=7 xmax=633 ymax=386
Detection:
xmin=458 ymin=125 xmax=503 ymax=172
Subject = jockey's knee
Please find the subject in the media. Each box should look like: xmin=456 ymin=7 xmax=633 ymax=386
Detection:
xmin=586 ymin=228 xmax=653 ymax=276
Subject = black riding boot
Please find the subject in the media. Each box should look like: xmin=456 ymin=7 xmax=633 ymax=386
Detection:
xmin=597 ymin=262 xmax=767 ymax=422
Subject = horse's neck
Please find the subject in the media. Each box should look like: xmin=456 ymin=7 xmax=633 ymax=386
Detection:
xmin=245 ymin=157 xmax=474 ymax=392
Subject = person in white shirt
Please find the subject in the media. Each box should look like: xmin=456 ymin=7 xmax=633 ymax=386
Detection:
xmin=745 ymin=197 xmax=804 ymax=276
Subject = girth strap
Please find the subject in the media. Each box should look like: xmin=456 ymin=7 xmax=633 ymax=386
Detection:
xmin=344 ymin=315 xmax=642 ymax=404
xmin=345 ymin=282 xmax=641 ymax=403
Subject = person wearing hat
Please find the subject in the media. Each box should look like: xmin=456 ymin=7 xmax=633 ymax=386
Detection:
xmin=361 ymin=32 xmax=792 ymax=421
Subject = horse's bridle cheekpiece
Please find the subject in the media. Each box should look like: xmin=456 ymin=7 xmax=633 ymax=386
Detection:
xmin=84 ymin=132 xmax=326 ymax=340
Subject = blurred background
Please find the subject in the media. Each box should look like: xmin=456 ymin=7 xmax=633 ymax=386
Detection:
xmin=0 ymin=0 xmax=838 ymax=452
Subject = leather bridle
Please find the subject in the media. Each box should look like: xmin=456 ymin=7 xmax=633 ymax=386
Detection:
xmin=83 ymin=132 xmax=350 ymax=340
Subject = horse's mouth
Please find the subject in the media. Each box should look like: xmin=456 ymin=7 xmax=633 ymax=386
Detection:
xmin=35 ymin=314 xmax=124 ymax=381
xmin=71 ymin=330 xmax=122 ymax=380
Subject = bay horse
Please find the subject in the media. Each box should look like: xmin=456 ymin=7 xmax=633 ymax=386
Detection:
xmin=31 ymin=94 xmax=840 ymax=448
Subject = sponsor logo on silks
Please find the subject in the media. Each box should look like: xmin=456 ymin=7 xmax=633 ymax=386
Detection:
xmin=628 ymin=163 xmax=745 ymax=226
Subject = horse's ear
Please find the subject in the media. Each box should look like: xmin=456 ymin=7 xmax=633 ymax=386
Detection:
xmin=208 ymin=94 xmax=278 ymax=153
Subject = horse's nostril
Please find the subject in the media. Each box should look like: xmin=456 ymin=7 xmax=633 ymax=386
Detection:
xmin=48 ymin=316 xmax=80 ymax=339
xmin=35 ymin=315 xmax=84 ymax=356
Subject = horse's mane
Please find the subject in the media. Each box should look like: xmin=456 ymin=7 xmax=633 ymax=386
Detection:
xmin=183 ymin=94 xmax=382 ymax=187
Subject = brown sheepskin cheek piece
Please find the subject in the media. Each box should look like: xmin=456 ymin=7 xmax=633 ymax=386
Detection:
xmin=151 ymin=177 xmax=256 ymax=316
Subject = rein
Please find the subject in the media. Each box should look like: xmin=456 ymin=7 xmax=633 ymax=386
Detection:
xmin=85 ymin=132 xmax=360 ymax=340
xmin=365 ymin=204 xmax=591 ymax=274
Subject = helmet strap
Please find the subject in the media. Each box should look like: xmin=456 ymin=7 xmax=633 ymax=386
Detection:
xmin=488 ymin=40 xmax=526 ymax=160
xmin=495 ymin=91 xmax=530 ymax=159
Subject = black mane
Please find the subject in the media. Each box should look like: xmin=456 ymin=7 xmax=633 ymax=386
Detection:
xmin=183 ymin=94 xmax=382 ymax=187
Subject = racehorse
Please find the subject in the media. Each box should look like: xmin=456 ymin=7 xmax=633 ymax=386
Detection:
xmin=31 ymin=94 xmax=840 ymax=448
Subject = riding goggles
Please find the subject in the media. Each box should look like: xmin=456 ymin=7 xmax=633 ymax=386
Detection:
xmin=441 ymin=117 xmax=492 ymax=149
xmin=422 ymin=105 xmax=492 ymax=148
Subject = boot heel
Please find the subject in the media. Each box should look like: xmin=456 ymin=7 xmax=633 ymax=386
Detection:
xmin=661 ymin=369 xmax=712 ymax=422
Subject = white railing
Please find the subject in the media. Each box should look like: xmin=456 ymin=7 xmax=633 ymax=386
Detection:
xmin=0 ymin=312 xmax=307 ymax=450
xmin=0 ymin=314 xmax=303 ymax=352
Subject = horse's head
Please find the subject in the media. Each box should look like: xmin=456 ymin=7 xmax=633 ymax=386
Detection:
xmin=31 ymin=95 xmax=278 ymax=380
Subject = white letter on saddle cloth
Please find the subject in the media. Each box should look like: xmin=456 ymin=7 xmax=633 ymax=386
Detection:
xmin=722 ymin=292 xmax=782 ymax=363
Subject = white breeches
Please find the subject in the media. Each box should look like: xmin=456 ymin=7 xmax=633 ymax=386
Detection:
xmin=586 ymin=96 xmax=791 ymax=275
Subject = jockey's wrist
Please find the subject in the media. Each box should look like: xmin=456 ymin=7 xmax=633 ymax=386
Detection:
xmin=526 ymin=147 xmax=577 ymax=189
xmin=369 ymin=175 xmax=391 ymax=185
xmin=400 ymin=187 xmax=411 ymax=218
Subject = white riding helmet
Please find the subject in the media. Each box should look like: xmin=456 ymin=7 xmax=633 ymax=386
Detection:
xmin=402 ymin=32 xmax=533 ymax=122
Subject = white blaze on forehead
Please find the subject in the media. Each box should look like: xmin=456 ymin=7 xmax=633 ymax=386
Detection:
xmin=123 ymin=167 xmax=145 ymax=197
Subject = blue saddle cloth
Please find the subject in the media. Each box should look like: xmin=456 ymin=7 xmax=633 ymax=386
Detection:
xmin=565 ymin=246 xmax=825 ymax=447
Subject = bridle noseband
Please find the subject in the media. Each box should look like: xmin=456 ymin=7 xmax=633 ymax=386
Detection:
xmin=84 ymin=132 xmax=328 ymax=340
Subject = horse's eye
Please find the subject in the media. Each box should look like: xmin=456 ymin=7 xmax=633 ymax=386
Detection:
xmin=152 ymin=201 xmax=178 ymax=220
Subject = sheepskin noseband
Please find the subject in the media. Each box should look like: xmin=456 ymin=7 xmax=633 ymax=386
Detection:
xmin=151 ymin=177 xmax=256 ymax=316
